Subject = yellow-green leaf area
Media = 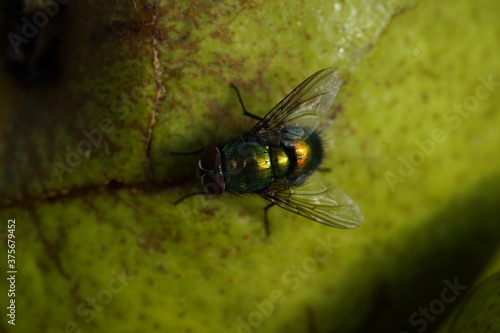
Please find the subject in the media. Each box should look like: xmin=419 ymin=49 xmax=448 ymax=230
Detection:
xmin=0 ymin=0 xmax=499 ymax=333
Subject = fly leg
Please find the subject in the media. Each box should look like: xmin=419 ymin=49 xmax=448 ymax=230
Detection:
xmin=170 ymin=147 xmax=205 ymax=155
xmin=263 ymin=203 xmax=275 ymax=239
xmin=174 ymin=191 xmax=213 ymax=205
xmin=231 ymin=84 xmax=263 ymax=121
xmin=171 ymin=149 xmax=209 ymax=204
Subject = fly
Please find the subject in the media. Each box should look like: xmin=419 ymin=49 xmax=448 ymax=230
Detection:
xmin=174 ymin=68 xmax=363 ymax=236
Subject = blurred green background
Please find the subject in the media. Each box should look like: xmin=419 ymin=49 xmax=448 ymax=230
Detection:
xmin=0 ymin=0 xmax=499 ymax=332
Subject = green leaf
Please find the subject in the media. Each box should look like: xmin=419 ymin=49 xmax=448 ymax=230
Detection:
xmin=1 ymin=0 xmax=499 ymax=332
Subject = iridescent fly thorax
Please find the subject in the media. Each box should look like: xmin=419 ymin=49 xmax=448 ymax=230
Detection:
xmin=222 ymin=141 xmax=273 ymax=193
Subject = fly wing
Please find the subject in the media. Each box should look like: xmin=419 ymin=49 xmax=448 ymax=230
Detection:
xmin=246 ymin=68 xmax=342 ymax=144
xmin=259 ymin=180 xmax=363 ymax=229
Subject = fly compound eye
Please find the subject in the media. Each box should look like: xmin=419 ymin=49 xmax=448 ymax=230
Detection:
xmin=202 ymin=171 xmax=225 ymax=195
xmin=199 ymin=145 xmax=221 ymax=171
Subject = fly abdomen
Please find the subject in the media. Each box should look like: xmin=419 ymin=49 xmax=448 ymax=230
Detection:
xmin=281 ymin=128 xmax=323 ymax=184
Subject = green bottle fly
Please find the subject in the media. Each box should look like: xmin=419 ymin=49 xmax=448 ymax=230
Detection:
xmin=177 ymin=68 xmax=364 ymax=236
